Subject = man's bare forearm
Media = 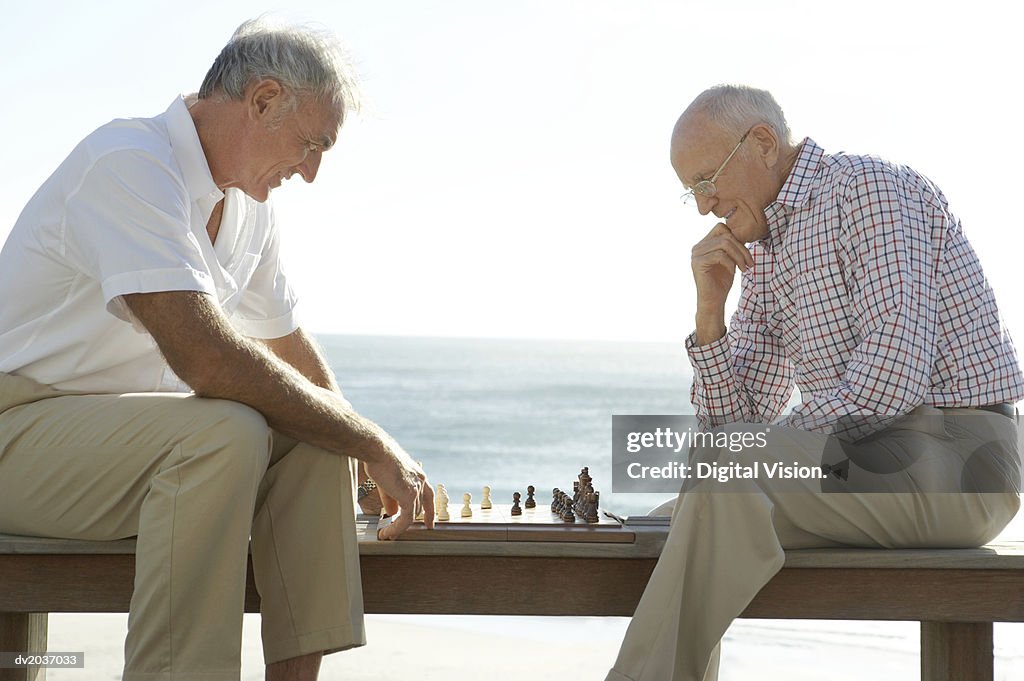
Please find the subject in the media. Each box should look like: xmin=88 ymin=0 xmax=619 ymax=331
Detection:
xmin=260 ymin=328 xmax=341 ymax=393
xmin=123 ymin=291 xmax=388 ymax=463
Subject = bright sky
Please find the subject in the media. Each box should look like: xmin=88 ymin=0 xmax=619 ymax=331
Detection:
xmin=2 ymin=1 xmax=1021 ymax=342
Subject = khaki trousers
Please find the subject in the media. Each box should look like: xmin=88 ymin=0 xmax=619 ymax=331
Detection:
xmin=0 ymin=373 xmax=365 ymax=681
xmin=606 ymin=408 xmax=1022 ymax=681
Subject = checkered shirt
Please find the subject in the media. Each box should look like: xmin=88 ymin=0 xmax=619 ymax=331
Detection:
xmin=686 ymin=138 xmax=1024 ymax=441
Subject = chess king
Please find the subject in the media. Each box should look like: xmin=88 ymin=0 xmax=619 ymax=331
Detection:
xmin=603 ymin=85 xmax=1023 ymax=681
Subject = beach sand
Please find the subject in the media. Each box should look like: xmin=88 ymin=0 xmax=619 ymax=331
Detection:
xmin=41 ymin=614 xmax=1024 ymax=680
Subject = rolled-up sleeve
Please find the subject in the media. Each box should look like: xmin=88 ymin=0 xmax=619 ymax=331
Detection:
xmin=62 ymin=149 xmax=216 ymax=325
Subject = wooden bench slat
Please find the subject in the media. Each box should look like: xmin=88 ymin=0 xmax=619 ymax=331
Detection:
xmin=4 ymin=528 xmax=1023 ymax=568
xmin=1 ymin=553 xmax=1023 ymax=623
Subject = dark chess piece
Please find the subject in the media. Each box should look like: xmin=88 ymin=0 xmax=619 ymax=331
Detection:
xmin=525 ymin=485 xmax=536 ymax=508
xmin=551 ymin=488 xmax=560 ymax=513
xmin=578 ymin=470 xmax=593 ymax=510
xmin=511 ymin=491 xmax=522 ymax=516
xmin=561 ymin=493 xmax=576 ymax=522
xmin=583 ymin=491 xmax=599 ymax=523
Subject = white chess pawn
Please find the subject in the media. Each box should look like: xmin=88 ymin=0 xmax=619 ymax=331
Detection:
xmin=461 ymin=492 xmax=473 ymax=518
xmin=481 ymin=485 xmax=493 ymax=510
xmin=437 ymin=484 xmax=450 ymax=522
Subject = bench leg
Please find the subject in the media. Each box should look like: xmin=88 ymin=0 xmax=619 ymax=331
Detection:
xmin=921 ymin=621 xmax=993 ymax=681
xmin=0 ymin=613 xmax=48 ymax=681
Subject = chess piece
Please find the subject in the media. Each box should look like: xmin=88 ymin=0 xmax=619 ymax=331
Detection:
xmin=481 ymin=485 xmax=493 ymax=510
xmin=461 ymin=492 xmax=473 ymax=518
xmin=578 ymin=484 xmax=593 ymax=514
xmin=551 ymin=488 xmax=560 ymax=513
xmin=511 ymin=491 xmax=522 ymax=516
xmin=583 ymin=490 xmax=599 ymax=523
xmin=560 ymin=491 xmax=572 ymax=516
xmin=437 ymin=484 xmax=450 ymax=521
xmin=524 ymin=485 xmax=536 ymax=508
xmin=577 ymin=468 xmax=593 ymax=512
xmin=561 ymin=491 xmax=576 ymax=522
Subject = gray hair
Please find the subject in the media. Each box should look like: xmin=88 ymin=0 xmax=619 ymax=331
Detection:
xmin=684 ymin=85 xmax=792 ymax=145
xmin=198 ymin=18 xmax=361 ymax=123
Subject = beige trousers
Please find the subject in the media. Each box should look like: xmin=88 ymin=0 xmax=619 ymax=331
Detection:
xmin=0 ymin=372 xmax=365 ymax=681
xmin=606 ymin=407 xmax=1021 ymax=681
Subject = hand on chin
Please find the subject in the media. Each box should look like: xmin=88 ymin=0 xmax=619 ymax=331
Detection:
xmin=723 ymin=211 xmax=767 ymax=244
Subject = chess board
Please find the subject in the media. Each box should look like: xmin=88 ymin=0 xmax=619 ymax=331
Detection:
xmin=377 ymin=503 xmax=634 ymax=543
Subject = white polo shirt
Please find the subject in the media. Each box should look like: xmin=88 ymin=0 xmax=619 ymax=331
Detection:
xmin=0 ymin=97 xmax=300 ymax=393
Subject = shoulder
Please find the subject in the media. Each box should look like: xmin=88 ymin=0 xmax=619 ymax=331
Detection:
xmin=820 ymin=151 xmax=904 ymax=196
xmin=67 ymin=118 xmax=188 ymax=208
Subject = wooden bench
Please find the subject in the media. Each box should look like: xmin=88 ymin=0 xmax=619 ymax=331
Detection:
xmin=1 ymin=518 xmax=1022 ymax=681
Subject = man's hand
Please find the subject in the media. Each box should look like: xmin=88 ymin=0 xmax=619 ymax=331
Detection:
xmin=691 ymin=223 xmax=753 ymax=344
xmin=365 ymin=436 xmax=435 ymax=540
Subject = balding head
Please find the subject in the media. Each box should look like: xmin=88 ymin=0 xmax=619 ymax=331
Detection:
xmin=673 ymin=85 xmax=792 ymax=149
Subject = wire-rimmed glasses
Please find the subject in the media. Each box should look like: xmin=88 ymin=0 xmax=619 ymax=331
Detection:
xmin=681 ymin=127 xmax=753 ymax=205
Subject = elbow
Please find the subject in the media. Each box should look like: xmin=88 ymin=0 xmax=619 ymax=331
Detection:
xmin=167 ymin=346 xmax=236 ymax=398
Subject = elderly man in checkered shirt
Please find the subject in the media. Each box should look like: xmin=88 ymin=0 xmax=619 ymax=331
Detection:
xmin=605 ymin=85 xmax=1024 ymax=681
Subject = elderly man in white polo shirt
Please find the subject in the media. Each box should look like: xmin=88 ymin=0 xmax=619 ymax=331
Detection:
xmin=0 ymin=20 xmax=434 ymax=681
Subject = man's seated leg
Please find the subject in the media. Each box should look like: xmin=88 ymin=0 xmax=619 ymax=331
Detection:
xmin=251 ymin=434 xmax=366 ymax=667
xmin=0 ymin=381 xmax=273 ymax=681
xmin=607 ymin=412 xmax=1020 ymax=681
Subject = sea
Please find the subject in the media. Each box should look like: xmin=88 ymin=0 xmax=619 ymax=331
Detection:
xmin=45 ymin=335 xmax=1024 ymax=680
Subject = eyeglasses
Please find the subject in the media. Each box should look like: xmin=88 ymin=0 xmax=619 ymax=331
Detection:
xmin=681 ymin=128 xmax=753 ymax=205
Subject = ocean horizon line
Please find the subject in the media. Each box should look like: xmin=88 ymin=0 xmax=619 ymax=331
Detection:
xmin=308 ymin=330 xmax=688 ymax=347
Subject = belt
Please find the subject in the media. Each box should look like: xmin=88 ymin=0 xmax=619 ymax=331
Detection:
xmin=974 ymin=403 xmax=1016 ymax=419
xmin=937 ymin=402 xmax=1015 ymax=419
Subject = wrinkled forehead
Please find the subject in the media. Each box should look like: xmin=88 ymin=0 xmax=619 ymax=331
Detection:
xmin=669 ymin=112 xmax=733 ymax=181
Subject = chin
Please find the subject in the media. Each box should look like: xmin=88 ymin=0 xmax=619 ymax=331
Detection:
xmin=728 ymin=219 xmax=769 ymax=244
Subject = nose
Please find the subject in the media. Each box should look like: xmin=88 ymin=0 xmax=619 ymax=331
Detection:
xmin=296 ymin=149 xmax=323 ymax=183
xmin=694 ymin=193 xmax=716 ymax=216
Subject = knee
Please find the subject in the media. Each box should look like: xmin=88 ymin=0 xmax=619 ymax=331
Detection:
xmin=195 ymin=399 xmax=272 ymax=473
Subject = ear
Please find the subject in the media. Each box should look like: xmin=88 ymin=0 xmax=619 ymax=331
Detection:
xmin=750 ymin=124 xmax=780 ymax=169
xmin=247 ymin=79 xmax=285 ymax=122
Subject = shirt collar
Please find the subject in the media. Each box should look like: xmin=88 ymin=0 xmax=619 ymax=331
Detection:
xmin=160 ymin=97 xmax=223 ymax=208
xmin=775 ymin=137 xmax=823 ymax=209
xmin=765 ymin=137 xmax=823 ymax=247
